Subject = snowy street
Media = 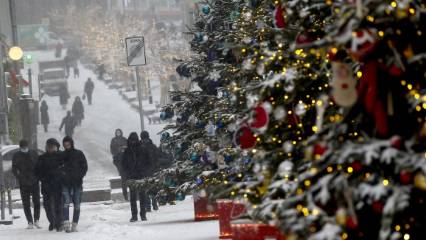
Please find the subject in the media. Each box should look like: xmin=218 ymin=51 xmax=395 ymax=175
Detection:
xmin=26 ymin=50 xmax=165 ymax=189
xmin=0 ymin=197 xmax=218 ymax=240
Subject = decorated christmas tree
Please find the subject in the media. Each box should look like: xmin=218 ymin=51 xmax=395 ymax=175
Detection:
xmin=248 ymin=1 xmax=426 ymax=240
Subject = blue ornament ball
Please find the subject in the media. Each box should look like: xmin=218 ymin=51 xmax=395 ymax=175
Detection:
xmin=161 ymin=132 xmax=171 ymax=141
xmin=190 ymin=152 xmax=200 ymax=162
xmin=176 ymin=192 xmax=185 ymax=201
xmin=195 ymin=32 xmax=204 ymax=43
xmin=224 ymin=155 xmax=233 ymax=163
xmin=196 ymin=178 xmax=203 ymax=185
xmin=160 ymin=111 xmax=167 ymax=120
xmin=202 ymin=5 xmax=210 ymax=14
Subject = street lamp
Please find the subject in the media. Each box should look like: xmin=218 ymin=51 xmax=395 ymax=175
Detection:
xmin=8 ymin=46 xmax=23 ymax=61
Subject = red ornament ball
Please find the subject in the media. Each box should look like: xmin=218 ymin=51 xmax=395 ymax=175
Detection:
xmin=400 ymin=170 xmax=412 ymax=185
xmin=313 ymin=143 xmax=328 ymax=156
xmin=234 ymin=126 xmax=257 ymax=149
xmin=249 ymin=104 xmax=270 ymax=129
xmin=390 ymin=135 xmax=404 ymax=150
xmin=372 ymin=201 xmax=384 ymax=214
xmin=351 ymin=161 xmax=363 ymax=172
xmin=346 ymin=217 xmax=358 ymax=229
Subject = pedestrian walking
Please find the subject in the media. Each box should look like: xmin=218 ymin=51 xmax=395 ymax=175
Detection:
xmin=73 ymin=66 xmax=80 ymax=78
xmin=59 ymin=111 xmax=76 ymax=138
xmin=139 ymin=131 xmax=159 ymax=212
xmin=61 ymin=136 xmax=88 ymax=233
xmin=12 ymin=140 xmax=41 ymax=229
xmin=40 ymin=100 xmax=49 ymax=132
xmin=71 ymin=97 xmax=84 ymax=126
xmin=110 ymin=129 xmax=128 ymax=201
xmin=64 ymin=55 xmax=71 ymax=78
xmin=122 ymin=132 xmax=153 ymax=222
xmin=59 ymin=87 xmax=70 ymax=110
xmin=55 ymin=42 xmax=63 ymax=58
xmin=83 ymin=78 xmax=95 ymax=105
xmin=34 ymin=138 xmax=63 ymax=232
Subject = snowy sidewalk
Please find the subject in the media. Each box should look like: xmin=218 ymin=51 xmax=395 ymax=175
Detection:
xmin=0 ymin=197 xmax=218 ymax=240
xmin=27 ymin=50 xmax=166 ymax=189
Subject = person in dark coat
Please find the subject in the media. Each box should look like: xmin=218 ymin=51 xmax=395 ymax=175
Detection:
xmin=12 ymin=140 xmax=41 ymax=229
xmin=140 ymin=131 xmax=159 ymax=212
xmin=59 ymin=87 xmax=70 ymax=109
xmin=73 ymin=66 xmax=79 ymax=78
xmin=84 ymin=78 xmax=95 ymax=105
xmin=40 ymin=100 xmax=49 ymax=132
xmin=110 ymin=129 xmax=128 ymax=201
xmin=34 ymin=138 xmax=63 ymax=232
xmin=61 ymin=136 xmax=88 ymax=233
xmin=59 ymin=111 xmax=76 ymax=137
xmin=71 ymin=97 xmax=84 ymax=126
xmin=122 ymin=132 xmax=151 ymax=222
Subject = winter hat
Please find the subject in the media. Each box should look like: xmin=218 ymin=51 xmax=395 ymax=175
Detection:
xmin=63 ymin=136 xmax=74 ymax=147
xmin=140 ymin=131 xmax=150 ymax=140
xmin=19 ymin=140 xmax=29 ymax=148
xmin=128 ymin=132 xmax=140 ymax=146
xmin=115 ymin=129 xmax=123 ymax=137
xmin=46 ymin=138 xmax=60 ymax=148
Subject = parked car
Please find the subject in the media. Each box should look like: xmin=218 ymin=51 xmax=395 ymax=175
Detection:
xmin=1 ymin=145 xmax=44 ymax=189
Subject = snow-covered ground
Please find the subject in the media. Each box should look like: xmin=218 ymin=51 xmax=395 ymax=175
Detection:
xmin=0 ymin=197 xmax=218 ymax=240
xmin=24 ymin=50 xmax=167 ymax=189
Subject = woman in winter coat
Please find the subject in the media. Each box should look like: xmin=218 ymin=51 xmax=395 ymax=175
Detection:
xmin=59 ymin=87 xmax=70 ymax=109
xmin=40 ymin=100 xmax=49 ymax=132
xmin=71 ymin=96 xmax=84 ymax=126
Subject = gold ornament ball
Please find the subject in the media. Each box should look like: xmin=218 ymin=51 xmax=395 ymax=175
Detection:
xmin=335 ymin=208 xmax=347 ymax=225
xmin=414 ymin=172 xmax=426 ymax=191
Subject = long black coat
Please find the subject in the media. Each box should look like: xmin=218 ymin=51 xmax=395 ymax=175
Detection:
xmin=35 ymin=152 xmax=63 ymax=192
xmin=59 ymin=88 xmax=70 ymax=105
xmin=72 ymin=100 xmax=84 ymax=120
xmin=59 ymin=115 xmax=76 ymax=137
xmin=122 ymin=145 xmax=153 ymax=180
xmin=61 ymin=148 xmax=88 ymax=187
xmin=84 ymin=80 xmax=95 ymax=95
xmin=110 ymin=136 xmax=127 ymax=157
xmin=40 ymin=103 xmax=49 ymax=125
xmin=12 ymin=150 xmax=39 ymax=186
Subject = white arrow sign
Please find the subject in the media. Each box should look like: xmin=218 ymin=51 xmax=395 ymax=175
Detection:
xmin=125 ymin=36 xmax=147 ymax=66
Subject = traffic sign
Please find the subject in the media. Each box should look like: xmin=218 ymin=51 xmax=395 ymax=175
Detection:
xmin=125 ymin=36 xmax=147 ymax=66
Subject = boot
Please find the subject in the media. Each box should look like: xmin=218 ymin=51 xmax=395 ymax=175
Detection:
xmin=26 ymin=223 xmax=34 ymax=229
xmin=34 ymin=221 xmax=42 ymax=229
xmin=71 ymin=223 xmax=78 ymax=232
xmin=64 ymin=221 xmax=72 ymax=233
xmin=129 ymin=216 xmax=138 ymax=222
xmin=49 ymin=224 xmax=54 ymax=231
xmin=140 ymin=214 xmax=147 ymax=221
xmin=56 ymin=223 xmax=64 ymax=232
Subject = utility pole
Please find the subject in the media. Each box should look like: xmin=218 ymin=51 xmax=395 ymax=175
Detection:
xmin=135 ymin=67 xmax=145 ymax=131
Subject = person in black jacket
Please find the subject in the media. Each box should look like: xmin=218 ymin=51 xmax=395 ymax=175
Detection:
xmin=12 ymin=140 xmax=41 ymax=229
xmin=59 ymin=111 xmax=76 ymax=137
xmin=122 ymin=132 xmax=151 ymax=222
xmin=71 ymin=96 xmax=84 ymax=126
xmin=84 ymin=78 xmax=95 ymax=105
xmin=139 ymin=131 xmax=159 ymax=212
xmin=61 ymin=136 xmax=88 ymax=233
xmin=34 ymin=138 xmax=63 ymax=232
xmin=110 ymin=129 xmax=128 ymax=201
xmin=40 ymin=100 xmax=49 ymax=132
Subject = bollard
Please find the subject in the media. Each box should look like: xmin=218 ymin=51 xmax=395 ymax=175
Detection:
xmin=0 ymin=190 xmax=5 ymax=220
xmin=7 ymin=189 xmax=12 ymax=216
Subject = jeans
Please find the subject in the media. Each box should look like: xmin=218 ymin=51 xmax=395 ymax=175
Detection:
xmin=62 ymin=186 xmax=82 ymax=223
xmin=129 ymin=187 xmax=147 ymax=218
xmin=20 ymin=183 xmax=41 ymax=224
xmin=41 ymin=184 xmax=62 ymax=228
